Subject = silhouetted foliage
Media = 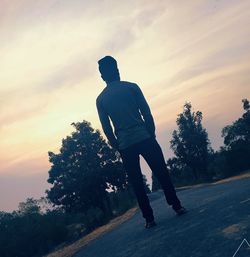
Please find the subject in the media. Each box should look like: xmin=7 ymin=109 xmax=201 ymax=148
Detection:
xmin=170 ymin=102 xmax=213 ymax=181
xmin=109 ymin=187 xmax=136 ymax=216
xmin=0 ymin=188 xmax=137 ymax=257
xmin=46 ymin=120 xmax=121 ymax=216
xmin=17 ymin=197 xmax=41 ymax=215
xmin=206 ymin=149 xmax=229 ymax=179
xmin=102 ymin=160 xmax=128 ymax=192
xmin=0 ymin=208 xmax=68 ymax=257
xmin=166 ymin=157 xmax=192 ymax=186
xmin=221 ymin=99 xmax=250 ymax=174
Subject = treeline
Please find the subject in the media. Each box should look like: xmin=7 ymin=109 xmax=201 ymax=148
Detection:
xmin=0 ymin=192 xmax=137 ymax=257
xmin=152 ymin=99 xmax=250 ymax=189
xmin=0 ymin=99 xmax=249 ymax=257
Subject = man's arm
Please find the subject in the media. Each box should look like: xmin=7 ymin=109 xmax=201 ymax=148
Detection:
xmin=132 ymin=84 xmax=156 ymax=137
xmin=96 ymin=98 xmax=118 ymax=149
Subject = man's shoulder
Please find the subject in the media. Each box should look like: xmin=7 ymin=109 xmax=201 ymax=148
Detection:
xmin=96 ymin=81 xmax=140 ymax=103
xmin=119 ymin=80 xmax=141 ymax=93
xmin=120 ymin=80 xmax=138 ymax=87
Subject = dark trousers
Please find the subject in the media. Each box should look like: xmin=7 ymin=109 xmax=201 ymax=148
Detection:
xmin=119 ymin=137 xmax=181 ymax=222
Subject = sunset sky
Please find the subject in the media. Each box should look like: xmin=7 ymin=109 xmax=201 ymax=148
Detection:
xmin=0 ymin=0 xmax=249 ymax=211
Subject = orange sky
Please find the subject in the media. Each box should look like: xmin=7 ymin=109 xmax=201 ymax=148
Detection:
xmin=0 ymin=0 xmax=250 ymax=211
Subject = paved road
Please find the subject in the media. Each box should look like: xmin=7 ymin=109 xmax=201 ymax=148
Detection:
xmin=74 ymin=177 xmax=250 ymax=257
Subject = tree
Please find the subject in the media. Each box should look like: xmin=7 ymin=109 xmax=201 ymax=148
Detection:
xmin=46 ymin=120 xmax=120 ymax=215
xmin=206 ymin=148 xmax=229 ymax=179
xmin=170 ymin=102 xmax=212 ymax=180
xmin=222 ymin=99 xmax=250 ymax=173
xmin=18 ymin=198 xmax=41 ymax=215
xmin=102 ymin=160 xmax=128 ymax=192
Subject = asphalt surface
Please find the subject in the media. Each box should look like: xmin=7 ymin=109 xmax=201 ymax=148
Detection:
xmin=74 ymin=177 xmax=250 ymax=257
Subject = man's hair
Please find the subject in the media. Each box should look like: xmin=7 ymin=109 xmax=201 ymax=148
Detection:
xmin=98 ymin=55 xmax=120 ymax=82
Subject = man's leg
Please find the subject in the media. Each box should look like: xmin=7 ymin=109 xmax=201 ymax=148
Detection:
xmin=139 ymin=137 xmax=182 ymax=210
xmin=119 ymin=147 xmax=154 ymax=222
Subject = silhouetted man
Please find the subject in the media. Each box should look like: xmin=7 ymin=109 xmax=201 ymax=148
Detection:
xmin=96 ymin=55 xmax=187 ymax=228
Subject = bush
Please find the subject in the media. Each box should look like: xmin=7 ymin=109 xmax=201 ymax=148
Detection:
xmin=109 ymin=188 xmax=136 ymax=216
xmin=0 ymin=211 xmax=68 ymax=257
xmin=0 ymin=187 xmax=137 ymax=257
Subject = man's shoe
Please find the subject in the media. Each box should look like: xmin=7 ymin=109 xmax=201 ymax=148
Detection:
xmin=145 ymin=220 xmax=157 ymax=229
xmin=174 ymin=206 xmax=188 ymax=216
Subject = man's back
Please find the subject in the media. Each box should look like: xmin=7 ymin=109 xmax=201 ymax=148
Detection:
xmin=96 ymin=80 xmax=155 ymax=150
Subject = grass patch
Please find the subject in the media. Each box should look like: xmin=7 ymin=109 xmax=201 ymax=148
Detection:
xmin=45 ymin=207 xmax=138 ymax=257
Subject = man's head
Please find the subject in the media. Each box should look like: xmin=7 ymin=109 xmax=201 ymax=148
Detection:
xmin=98 ymin=55 xmax=120 ymax=83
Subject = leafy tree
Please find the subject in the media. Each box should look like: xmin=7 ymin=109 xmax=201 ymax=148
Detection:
xmin=36 ymin=196 xmax=59 ymax=214
xmin=46 ymin=120 xmax=120 ymax=215
xmin=222 ymin=99 xmax=250 ymax=173
xmin=18 ymin=198 xmax=41 ymax=215
xmin=170 ymin=102 xmax=212 ymax=180
xmin=206 ymin=149 xmax=229 ymax=179
xmin=165 ymin=157 xmax=195 ymax=186
xmin=0 ymin=209 xmax=68 ymax=257
xmin=102 ymin=160 xmax=128 ymax=192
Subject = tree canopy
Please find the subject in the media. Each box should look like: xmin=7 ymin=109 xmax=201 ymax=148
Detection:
xmin=221 ymin=99 xmax=250 ymax=172
xmin=46 ymin=120 xmax=125 ymax=214
xmin=170 ymin=102 xmax=212 ymax=180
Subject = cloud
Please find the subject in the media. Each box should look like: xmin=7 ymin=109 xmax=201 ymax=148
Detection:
xmin=0 ymin=0 xmax=170 ymax=131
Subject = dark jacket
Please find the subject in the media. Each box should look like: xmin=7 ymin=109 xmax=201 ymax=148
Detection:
xmin=96 ymin=80 xmax=155 ymax=150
